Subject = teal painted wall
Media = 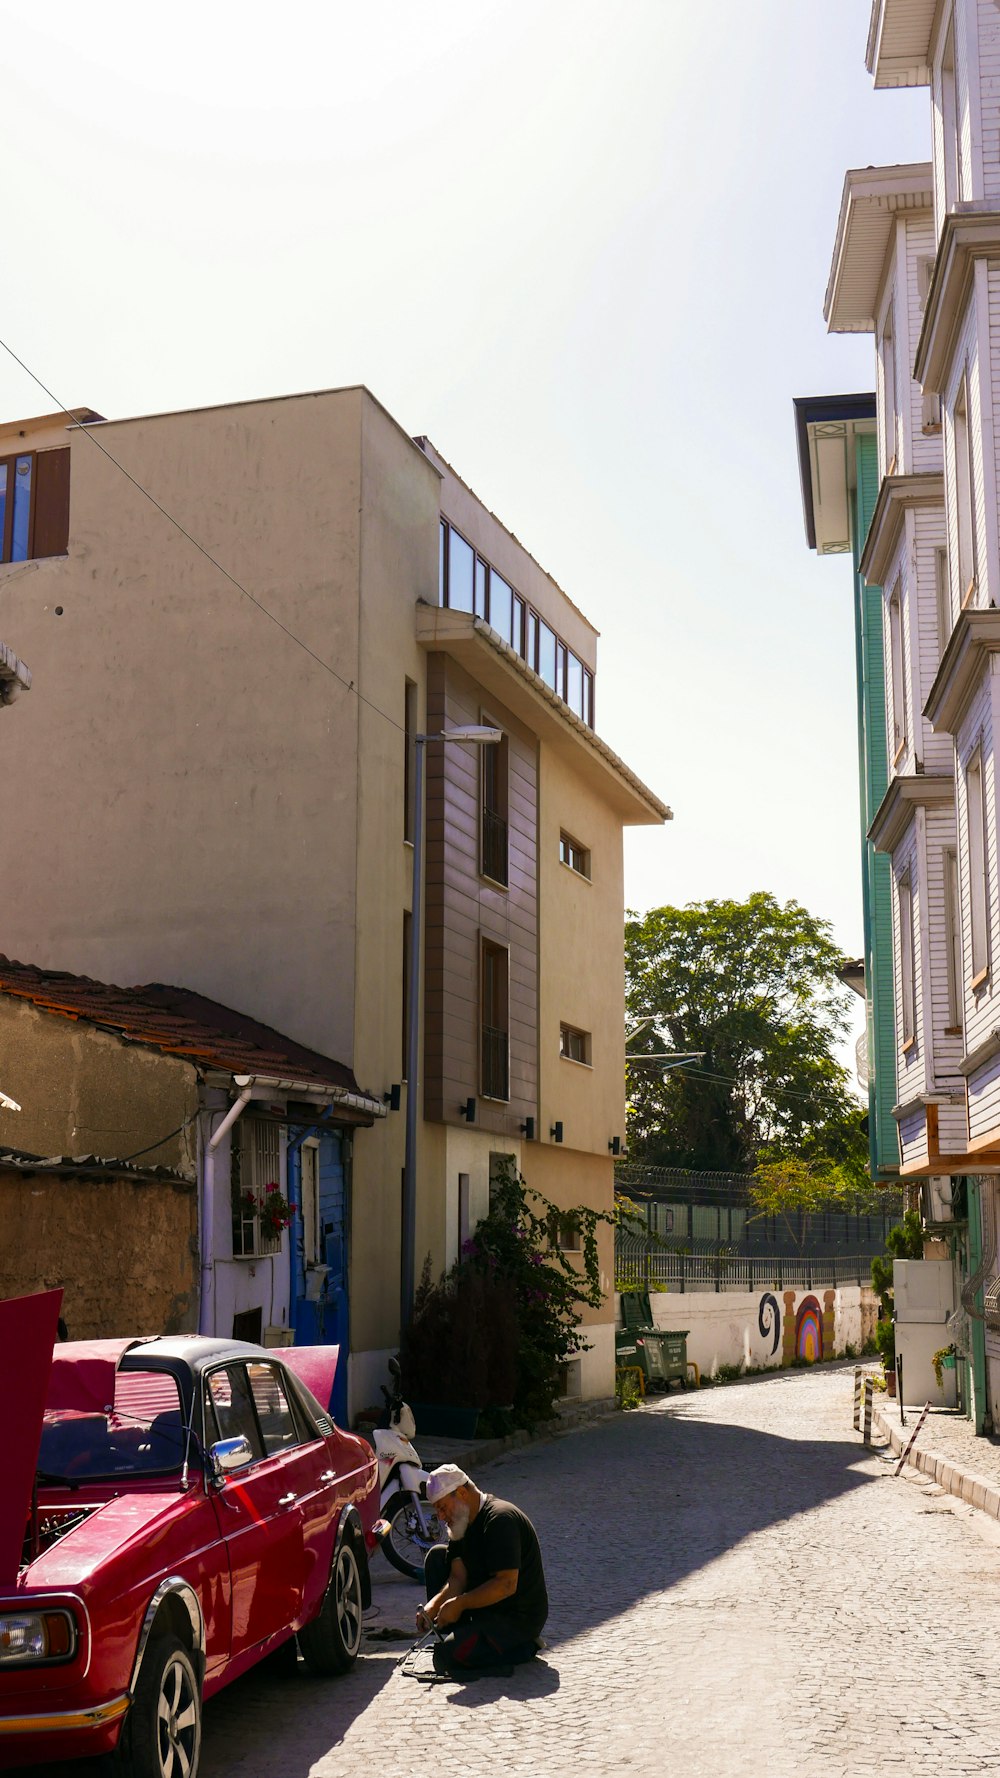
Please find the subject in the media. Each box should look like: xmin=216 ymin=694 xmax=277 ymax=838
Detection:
xmin=853 ymin=433 xmax=899 ymax=1180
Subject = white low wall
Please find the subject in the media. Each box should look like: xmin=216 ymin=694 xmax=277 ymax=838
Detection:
xmin=616 ymin=1285 xmax=877 ymax=1380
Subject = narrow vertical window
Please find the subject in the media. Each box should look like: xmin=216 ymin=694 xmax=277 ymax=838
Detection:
xmin=953 ymin=373 xmax=976 ymax=604
xmin=301 ymin=1143 xmax=319 ymax=1267
xmin=935 ymin=547 xmax=952 ymax=658
xmin=898 ymin=873 xmax=916 ymax=1048
xmin=480 ymin=941 xmax=510 ymax=1101
xmin=880 ymin=303 xmax=897 ymax=474
xmin=944 ymin=847 xmax=963 ymax=1029
xmin=538 ymin=621 xmax=557 ymax=689
xmin=439 ymin=519 xmax=447 ymax=604
xmin=403 ymin=679 xmax=417 ymax=844
xmin=447 ymin=527 xmax=475 ymax=613
xmin=966 ymin=747 xmax=989 ymax=983
xmin=474 ymin=556 xmax=488 ymax=619
xmin=888 ymin=581 xmax=907 ymax=763
xmin=10 ymin=456 xmax=33 ymax=562
xmin=512 ymin=594 xmax=525 ymax=657
xmin=526 ymin=609 xmax=538 ymax=672
xmin=480 ymin=722 xmax=508 ymax=886
xmin=489 ymin=570 xmax=513 ymax=644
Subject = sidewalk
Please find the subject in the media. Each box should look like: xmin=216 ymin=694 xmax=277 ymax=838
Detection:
xmin=871 ymin=1392 xmax=1000 ymax=1519
xmin=359 ymin=1392 xmax=618 ymax=1473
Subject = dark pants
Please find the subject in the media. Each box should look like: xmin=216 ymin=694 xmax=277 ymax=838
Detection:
xmin=424 ymin=1546 xmax=540 ymax=1670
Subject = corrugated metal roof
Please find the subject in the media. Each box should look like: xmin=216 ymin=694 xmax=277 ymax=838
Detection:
xmin=0 ymin=1146 xmax=193 ymax=1185
xmin=0 ymin=958 xmax=368 ymax=1102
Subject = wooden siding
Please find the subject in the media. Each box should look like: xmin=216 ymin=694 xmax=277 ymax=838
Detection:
xmin=906 ymin=215 xmax=942 ymax=474
xmin=891 ymin=821 xmax=925 ymax=1110
xmin=979 ymin=0 xmax=1000 ymax=201
xmin=925 ymin=801 xmax=964 ymax=1087
xmin=957 ymin=666 xmax=1000 ymax=1140
xmin=422 ymin=652 xmax=538 ymax=1134
xmin=913 ymin=505 xmax=953 ymax=772
xmin=855 ymin=431 xmax=900 ymax=1174
xmin=945 ymin=288 xmax=992 ymax=608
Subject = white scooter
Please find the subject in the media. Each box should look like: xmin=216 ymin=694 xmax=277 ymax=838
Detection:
xmin=372 ymin=1358 xmax=444 ymax=1580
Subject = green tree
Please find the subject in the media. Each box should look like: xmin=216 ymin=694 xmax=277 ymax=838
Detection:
xmin=624 ymin=892 xmax=866 ymax=1178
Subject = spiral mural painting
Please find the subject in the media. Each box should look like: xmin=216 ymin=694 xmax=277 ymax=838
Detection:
xmin=758 ymin=1292 xmax=780 ymax=1356
xmin=795 ymin=1295 xmax=823 ymax=1362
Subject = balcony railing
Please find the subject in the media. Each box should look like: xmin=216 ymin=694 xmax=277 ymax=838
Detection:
xmin=481 ymin=1025 xmax=509 ymax=1101
xmin=481 ymin=810 xmax=508 ymax=885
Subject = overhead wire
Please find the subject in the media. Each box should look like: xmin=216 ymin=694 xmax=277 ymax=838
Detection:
xmin=0 ymin=335 xmax=406 ymax=737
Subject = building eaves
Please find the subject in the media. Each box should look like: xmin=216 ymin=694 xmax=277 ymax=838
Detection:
xmin=913 ymin=210 xmax=1000 ymax=393
xmin=859 ymin=471 xmax=945 ymax=585
xmin=793 ymin=393 xmax=876 ymax=551
xmin=825 ymin=164 xmax=934 ymax=333
xmin=866 ymin=0 xmax=935 ymax=89
xmin=868 ymin=773 xmax=955 ymax=854
xmin=415 ymin=437 xmax=599 ymax=639
xmin=416 ymin=602 xmax=670 ymax=824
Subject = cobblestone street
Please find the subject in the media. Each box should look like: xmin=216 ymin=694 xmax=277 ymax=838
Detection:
xmin=181 ymin=1366 xmax=1000 ymax=1778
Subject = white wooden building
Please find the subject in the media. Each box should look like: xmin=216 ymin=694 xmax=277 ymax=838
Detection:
xmin=822 ymin=0 xmax=1000 ymax=1434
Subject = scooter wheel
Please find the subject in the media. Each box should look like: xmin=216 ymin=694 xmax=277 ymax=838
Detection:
xmin=380 ymin=1491 xmax=444 ymax=1582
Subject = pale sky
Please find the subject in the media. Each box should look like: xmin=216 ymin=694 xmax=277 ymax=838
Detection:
xmin=2 ymin=1 xmax=930 ymax=985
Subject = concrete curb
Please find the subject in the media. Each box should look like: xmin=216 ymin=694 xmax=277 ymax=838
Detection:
xmin=872 ymin=1403 xmax=1000 ymax=1521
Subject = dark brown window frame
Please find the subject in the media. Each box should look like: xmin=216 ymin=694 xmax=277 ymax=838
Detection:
xmin=480 ymin=937 xmax=510 ymax=1102
xmin=0 ymin=446 xmax=70 ymax=564
xmin=438 ymin=518 xmax=594 ymax=728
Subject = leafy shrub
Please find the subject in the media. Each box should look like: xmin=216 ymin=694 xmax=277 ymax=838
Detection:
xmin=399 ymin=1157 xmax=608 ymax=1429
xmin=615 ymin=1368 xmax=643 ymax=1410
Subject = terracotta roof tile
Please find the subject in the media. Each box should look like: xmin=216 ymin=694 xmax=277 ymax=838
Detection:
xmin=0 ymin=957 xmax=362 ymax=1097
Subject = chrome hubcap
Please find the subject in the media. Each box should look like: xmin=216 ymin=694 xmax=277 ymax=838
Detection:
xmin=156 ymin=1656 xmax=198 ymax=1778
xmin=336 ymin=1547 xmax=362 ymax=1655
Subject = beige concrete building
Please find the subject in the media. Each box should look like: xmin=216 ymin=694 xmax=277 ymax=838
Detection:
xmin=0 ymin=387 xmax=670 ymax=1416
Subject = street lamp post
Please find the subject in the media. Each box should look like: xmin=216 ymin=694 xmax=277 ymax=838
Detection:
xmin=402 ymin=725 xmax=502 ymax=1333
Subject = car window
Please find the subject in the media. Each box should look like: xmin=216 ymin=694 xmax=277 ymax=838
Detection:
xmin=205 ymin=1366 xmax=265 ymax=1462
xmin=39 ymin=1369 xmax=186 ymax=1480
xmin=247 ymin=1362 xmax=300 ymax=1455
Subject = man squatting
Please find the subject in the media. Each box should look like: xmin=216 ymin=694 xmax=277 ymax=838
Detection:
xmin=416 ymin=1464 xmax=548 ymax=1675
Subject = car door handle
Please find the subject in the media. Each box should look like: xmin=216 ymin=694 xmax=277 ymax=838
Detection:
xmin=278 ymin=1492 xmax=297 ymax=1507
xmin=320 ymin=1470 xmax=336 ymax=1483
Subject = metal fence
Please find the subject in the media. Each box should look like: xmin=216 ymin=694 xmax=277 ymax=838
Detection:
xmin=615 ymin=1229 xmax=875 ymax=1294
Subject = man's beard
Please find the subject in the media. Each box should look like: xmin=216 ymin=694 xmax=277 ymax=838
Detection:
xmin=446 ymin=1506 xmax=470 ymax=1541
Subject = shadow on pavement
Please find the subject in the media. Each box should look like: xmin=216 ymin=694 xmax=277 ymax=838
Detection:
xmin=490 ymin=1389 xmax=877 ymax=1647
xmin=441 ymin=1656 xmax=561 ymax=1707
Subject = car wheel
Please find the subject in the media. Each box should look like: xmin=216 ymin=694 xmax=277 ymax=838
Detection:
xmin=298 ymin=1536 xmax=365 ymax=1676
xmin=115 ymin=1633 xmax=202 ymax=1778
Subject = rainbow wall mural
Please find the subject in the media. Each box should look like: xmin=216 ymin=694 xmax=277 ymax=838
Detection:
xmin=794 ymin=1295 xmax=823 ymax=1362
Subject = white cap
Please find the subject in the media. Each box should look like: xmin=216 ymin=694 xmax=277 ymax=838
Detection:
xmin=426 ymin=1464 xmax=471 ymax=1503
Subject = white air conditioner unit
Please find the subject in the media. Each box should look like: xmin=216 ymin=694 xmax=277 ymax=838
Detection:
xmin=923 ymin=1175 xmax=954 ymax=1224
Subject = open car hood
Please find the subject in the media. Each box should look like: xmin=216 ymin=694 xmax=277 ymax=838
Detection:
xmin=280 ymin=1345 xmax=340 ymax=1419
xmin=0 ymin=1288 xmax=63 ymax=1585
xmin=47 ymin=1337 xmax=147 ymax=1412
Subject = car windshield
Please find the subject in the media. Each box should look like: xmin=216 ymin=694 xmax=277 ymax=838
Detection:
xmin=39 ymin=1368 xmax=188 ymax=1481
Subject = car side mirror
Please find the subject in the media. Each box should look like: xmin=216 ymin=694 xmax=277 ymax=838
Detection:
xmin=210 ymin=1435 xmax=254 ymax=1482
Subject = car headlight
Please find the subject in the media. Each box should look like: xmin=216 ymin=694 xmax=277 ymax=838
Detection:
xmin=0 ymin=1610 xmax=77 ymax=1665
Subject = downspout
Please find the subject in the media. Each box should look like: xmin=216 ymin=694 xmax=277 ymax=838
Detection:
xmin=199 ymin=1079 xmax=255 ymax=1336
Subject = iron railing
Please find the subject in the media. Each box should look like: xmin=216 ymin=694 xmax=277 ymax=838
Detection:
xmin=615 ymin=1228 xmax=875 ymax=1294
xmin=481 ymin=810 xmax=508 ymax=885
xmin=481 ymin=1025 xmax=509 ymax=1100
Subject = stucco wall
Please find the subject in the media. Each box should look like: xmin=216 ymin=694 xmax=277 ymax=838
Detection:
xmin=622 ymin=1286 xmax=880 ymax=1379
xmin=0 ymin=1169 xmax=198 ymax=1337
xmin=0 ymin=387 xmax=372 ymax=1065
xmin=0 ymin=997 xmax=198 ymax=1176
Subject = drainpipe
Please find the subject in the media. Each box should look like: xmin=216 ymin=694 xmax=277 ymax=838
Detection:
xmin=199 ymin=1078 xmax=255 ymax=1336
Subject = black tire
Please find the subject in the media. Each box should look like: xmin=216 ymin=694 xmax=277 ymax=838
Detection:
xmin=115 ymin=1633 xmax=201 ymax=1778
xmin=298 ymin=1535 xmax=365 ymax=1675
xmin=380 ymin=1490 xmax=444 ymax=1582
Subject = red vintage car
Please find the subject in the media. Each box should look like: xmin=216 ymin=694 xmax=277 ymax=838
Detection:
xmin=0 ymin=1289 xmax=379 ymax=1777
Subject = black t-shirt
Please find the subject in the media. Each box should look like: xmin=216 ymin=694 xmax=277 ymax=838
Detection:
xmin=446 ymin=1494 xmax=548 ymax=1637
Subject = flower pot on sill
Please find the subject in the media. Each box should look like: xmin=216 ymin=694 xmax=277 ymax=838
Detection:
xmin=942 ymin=1353 xmax=956 ymax=1370
xmin=410 ymin=1402 xmax=480 ymax=1439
